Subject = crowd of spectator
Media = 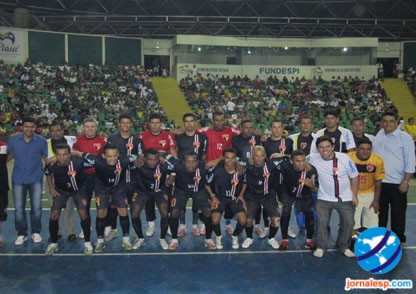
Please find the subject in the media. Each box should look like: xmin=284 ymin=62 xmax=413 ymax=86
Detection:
xmin=405 ymin=67 xmax=416 ymax=100
xmin=0 ymin=60 xmax=170 ymax=137
xmin=180 ymin=74 xmax=398 ymax=134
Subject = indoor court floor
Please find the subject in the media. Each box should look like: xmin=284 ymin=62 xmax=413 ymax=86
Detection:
xmin=0 ymin=206 xmax=415 ymax=293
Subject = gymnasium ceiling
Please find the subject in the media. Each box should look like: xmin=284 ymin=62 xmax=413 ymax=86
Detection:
xmin=0 ymin=0 xmax=415 ymax=40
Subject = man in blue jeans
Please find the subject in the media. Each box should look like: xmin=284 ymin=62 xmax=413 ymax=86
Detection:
xmin=7 ymin=117 xmax=48 ymax=245
xmin=307 ymin=136 xmax=359 ymax=258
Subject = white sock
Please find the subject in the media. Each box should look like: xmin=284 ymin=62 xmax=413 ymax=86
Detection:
xmin=123 ymin=236 xmax=130 ymax=243
xmin=84 ymin=241 xmax=92 ymax=246
xmin=148 ymin=221 xmax=155 ymax=227
xmin=97 ymin=238 xmax=104 ymax=244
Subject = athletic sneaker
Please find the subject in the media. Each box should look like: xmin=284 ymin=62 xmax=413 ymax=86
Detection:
xmin=160 ymin=239 xmax=169 ymax=250
xmin=259 ymin=227 xmax=269 ymax=239
xmin=146 ymin=226 xmax=155 ymax=237
xmin=132 ymin=238 xmax=146 ymax=250
xmin=313 ymin=248 xmax=324 ymax=258
xmin=216 ymin=236 xmax=223 ymax=250
xmin=79 ymin=231 xmax=84 ymax=239
xmin=242 ymin=238 xmax=253 ymax=249
xmin=15 ymin=235 xmax=28 ymax=246
xmin=226 ymin=224 xmax=234 ymax=235
xmin=192 ymin=226 xmax=201 ymax=236
xmin=232 ymin=236 xmax=239 ymax=249
xmin=305 ymin=240 xmax=316 ymax=250
xmin=95 ymin=242 xmax=105 ymax=253
xmin=0 ymin=235 xmax=5 ymax=247
xmin=104 ymin=229 xmax=119 ymax=243
xmin=168 ymin=239 xmax=179 ymax=251
xmin=205 ymin=239 xmax=217 ymax=250
xmin=122 ymin=239 xmax=133 ymax=251
xmin=288 ymin=229 xmax=297 ymax=239
xmin=32 ymin=233 xmax=42 ymax=243
xmin=178 ymin=225 xmax=187 ymax=237
xmin=343 ymin=249 xmax=355 ymax=258
xmin=199 ymin=225 xmax=206 ymax=236
xmin=267 ymin=238 xmax=280 ymax=249
xmin=84 ymin=243 xmax=93 ymax=255
xmin=279 ymin=239 xmax=289 ymax=250
xmin=45 ymin=243 xmax=58 ymax=256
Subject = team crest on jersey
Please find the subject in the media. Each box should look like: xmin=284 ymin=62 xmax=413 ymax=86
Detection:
xmin=154 ymin=172 xmax=161 ymax=179
xmin=298 ymin=179 xmax=305 ymax=186
xmin=280 ymin=145 xmax=286 ymax=153
xmin=94 ymin=143 xmax=102 ymax=150
xmin=300 ymin=142 xmax=307 ymax=150
xmin=193 ymin=175 xmax=201 ymax=182
xmin=126 ymin=143 xmax=134 ymax=150
xmin=231 ymin=178 xmax=239 ymax=186
xmin=249 ymin=138 xmax=256 ymax=146
xmin=67 ymin=170 xmax=76 ymax=177
xmin=193 ymin=141 xmax=200 ymax=149
xmin=159 ymin=140 xmax=167 ymax=147
xmin=333 ymin=167 xmax=340 ymax=176
xmin=114 ymin=167 xmax=122 ymax=174
xmin=222 ymin=134 xmax=230 ymax=142
xmin=367 ymin=164 xmax=375 ymax=172
xmin=331 ymin=138 xmax=336 ymax=143
xmin=263 ymin=172 xmax=270 ymax=179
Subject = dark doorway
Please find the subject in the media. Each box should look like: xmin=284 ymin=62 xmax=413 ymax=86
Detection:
xmin=144 ymin=55 xmax=170 ymax=76
xmin=377 ymin=58 xmax=399 ymax=78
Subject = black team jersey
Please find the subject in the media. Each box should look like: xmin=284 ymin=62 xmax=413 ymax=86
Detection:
xmin=44 ymin=156 xmax=86 ymax=192
xmin=108 ymin=134 xmax=143 ymax=183
xmin=292 ymin=133 xmax=314 ymax=155
xmin=136 ymin=161 xmax=174 ymax=193
xmin=175 ymin=133 xmax=207 ymax=161
xmin=324 ymin=129 xmax=346 ymax=153
xmin=276 ymin=160 xmax=319 ymax=197
xmin=232 ymin=134 xmax=262 ymax=160
xmin=206 ymin=163 xmax=247 ymax=200
xmin=263 ymin=137 xmax=294 ymax=158
xmin=172 ymin=161 xmax=209 ymax=193
xmin=243 ymin=158 xmax=285 ymax=195
xmin=83 ymin=154 xmax=136 ymax=187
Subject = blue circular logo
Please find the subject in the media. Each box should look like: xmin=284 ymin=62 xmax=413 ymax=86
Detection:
xmin=354 ymin=227 xmax=402 ymax=274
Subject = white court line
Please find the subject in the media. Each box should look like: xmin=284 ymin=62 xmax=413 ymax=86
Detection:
xmin=1 ymin=247 xmax=415 ymax=257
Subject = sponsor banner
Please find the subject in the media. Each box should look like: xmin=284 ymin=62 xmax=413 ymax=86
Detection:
xmin=177 ymin=64 xmax=377 ymax=81
xmin=0 ymin=27 xmax=26 ymax=62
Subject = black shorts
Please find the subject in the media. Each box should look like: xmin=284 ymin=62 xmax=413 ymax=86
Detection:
xmin=51 ymin=187 xmax=87 ymax=211
xmin=126 ymin=181 xmax=137 ymax=201
xmin=84 ymin=173 xmax=96 ymax=200
xmin=131 ymin=190 xmax=169 ymax=207
xmin=0 ymin=190 xmax=8 ymax=221
xmin=95 ymin=183 xmax=129 ymax=209
xmin=170 ymin=188 xmax=210 ymax=213
xmin=246 ymin=192 xmax=280 ymax=220
xmin=212 ymin=198 xmax=246 ymax=215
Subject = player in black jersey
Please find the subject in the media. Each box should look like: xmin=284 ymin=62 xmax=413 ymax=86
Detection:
xmin=168 ymin=152 xmax=215 ymax=250
xmin=105 ymin=115 xmax=143 ymax=242
xmin=274 ymin=150 xmax=318 ymax=250
xmin=232 ymin=120 xmax=261 ymax=160
xmin=44 ymin=144 xmax=92 ymax=255
xmin=289 ymin=116 xmax=315 ymax=235
xmin=78 ymin=143 xmax=137 ymax=253
xmin=263 ymin=120 xmax=294 ymax=159
xmin=130 ymin=149 xmax=173 ymax=250
xmin=290 ymin=116 xmax=315 ymax=155
xmin=175 ymin=113 xmax=207 ymax=237
xmin=232 ymin=119 xmax=267 ymax=238
xmin=205 ymin=149 xmax=247 ymax=249
xmin=240 ymin=145 xmax=284 ymax=250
